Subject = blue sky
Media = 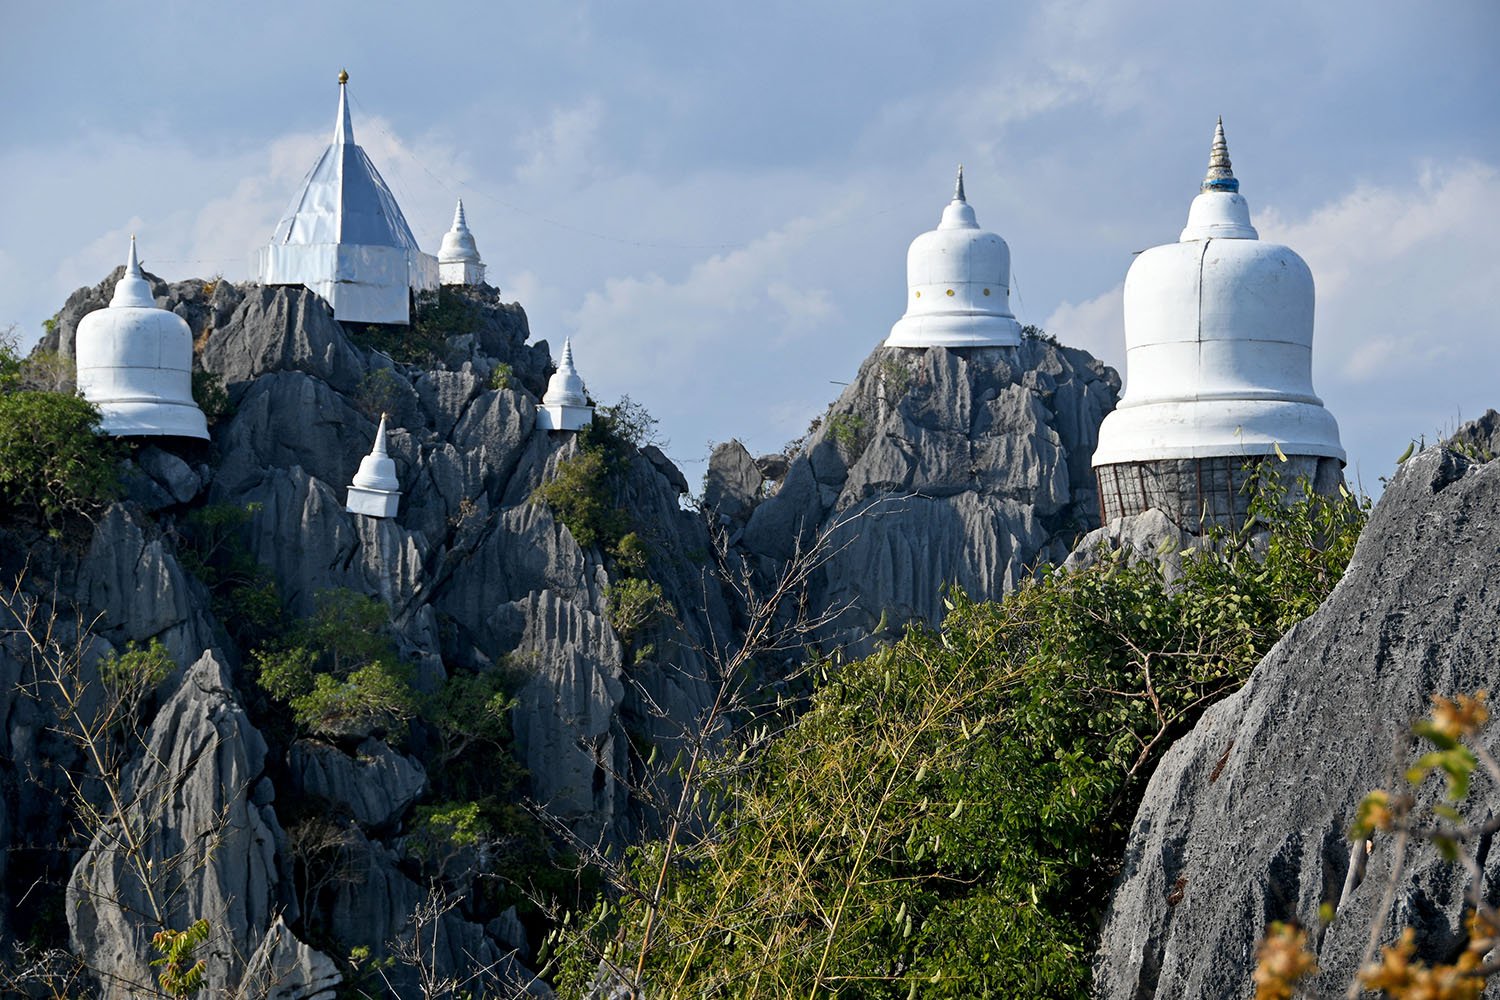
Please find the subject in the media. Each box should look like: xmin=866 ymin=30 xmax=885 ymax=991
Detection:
xmin=2 ymin=1 xmax=1496 ymax=492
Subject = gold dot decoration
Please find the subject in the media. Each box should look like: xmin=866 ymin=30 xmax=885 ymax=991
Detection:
xmin=914 ymin=291 xmax=921 ymax=298
xmin=946 ymin=289 xmax=955 ymax=297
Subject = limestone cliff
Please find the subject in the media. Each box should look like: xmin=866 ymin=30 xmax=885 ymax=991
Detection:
xmin=6 ymin=269 xmax=1120 ymax=996
xmin=720 ymin=338 xmax=1119 ymax=654
xmin=1093 ymin=430 xmax=1500 ymax=998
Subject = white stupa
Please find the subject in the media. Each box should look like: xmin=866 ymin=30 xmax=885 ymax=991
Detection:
xmin=535 ymin=339 xmax=594 ymax=432
xmin=1092 ymin=120 xmax=1344 ymax=469
xmin=438 ymin=199 xmax=486 ymax=286
xmin=885 ymin=166 xmax=1022 ymax=349
xmin=75 ymin=237 xmax=209 ymax=440
xmin=346 ymin=414 xmax=402 ymax=518
xmin=254 ymin=70 xmax=439 ymax=325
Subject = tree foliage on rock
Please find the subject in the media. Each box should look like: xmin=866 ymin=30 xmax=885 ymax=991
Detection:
xmin=0 ymin=329 xmax=118 ymax=529
xmin=547 ymin=474 xmax=1368 ymax=997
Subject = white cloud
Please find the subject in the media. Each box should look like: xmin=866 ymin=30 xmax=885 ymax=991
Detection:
xmin=513 ymin=99 xmax=606 ymax=188
xmin=1043 ymin=282 xmax=1124 ymax=371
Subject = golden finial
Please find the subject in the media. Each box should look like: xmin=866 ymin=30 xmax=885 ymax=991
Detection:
xmin=338 ymin=68 xmax=349 ymax=85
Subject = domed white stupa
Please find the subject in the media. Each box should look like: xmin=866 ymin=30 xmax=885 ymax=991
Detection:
xmin=254 ymin=70 xmax=439 ymax=325
xmin=885 ymin=166 xmax=1022 ymax=349
xmin=535 ymin=339 xmax=594 ymax=432
xmin=1092 ymin=120 xmax=1344 ymax=523
xmin=346 ymin=413 xmax=402 ymax=518
xmin=438 ymin=199 xmax=486 ymax=286
xmin=75 ymin=237 xmax=209 ymax=440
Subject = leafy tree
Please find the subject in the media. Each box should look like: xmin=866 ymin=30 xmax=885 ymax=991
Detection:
xmin=0 ymin=388 xmax=119 ymax=527
xmin=548 ymin=476 xmax=1368 ymax=997
xmin=250 ymin=588 xmax=415 ymax=740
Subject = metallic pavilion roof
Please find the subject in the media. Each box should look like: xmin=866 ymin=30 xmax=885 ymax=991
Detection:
xmin=269 ymin=73 xmax=423 ymax=251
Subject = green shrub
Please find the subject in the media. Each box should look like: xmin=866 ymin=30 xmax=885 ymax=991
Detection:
xmin=551 ymin=478 xmax=1368 ymax=997
xmin=354 ymin=368 xmax=403 ymax=420
xmin=99 ymin=638 xmax=173 ymax=695
xmin=606 ymin=577 xmax=666 ymax=641
xmin=489 ymin=362 xmax=514 ymax=391
xmin=0 ymin=389 xmax=119 ymax=526
xmin=826 ymin=411 xmax=867 ymax=457
xmin=250 ymin=588 xmax=415 ymax=739
xmin=531 ymin=446 xmax=627 ymax=550
xmin=191 ymin=370 xmax=231 ymax=425
xmin=289 ymin=662 xmax=415 ymax=739
xmin=596 ymin=395 xmax=661 ymax=450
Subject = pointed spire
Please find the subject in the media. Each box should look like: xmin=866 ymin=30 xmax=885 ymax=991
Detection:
xmin=1201 ymin=116 xmax=1238 ymax=193
xmin=954 ymin=164 xmax=966 ymax=202
xmin=372 ymin=413 xmax=390 ymax=457
xmin=110 ymin=235 xmax=156 ymax=309
xmin=559 ymin=338 xmax=576 ymax=373
xmin=452 ymin=198 xmax=468 ymax=232
xmin=334 ymin=68 xmax=354 ymax=145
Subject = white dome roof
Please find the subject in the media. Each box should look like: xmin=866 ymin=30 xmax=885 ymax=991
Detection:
xmin=438 ymin=199 xmax=482 ymax=264
xmin=351 ymin=414 xmax=401 ymax=493
xmin=543 ymin=339 xmax=588 ymax=407
xmin=75 ymin=238 xmax=209 ymax=440
xmin=885 ymin=167 xmax=1021 ymax=349
xmin=1093 ymin=121 xmax=1344 ymax=467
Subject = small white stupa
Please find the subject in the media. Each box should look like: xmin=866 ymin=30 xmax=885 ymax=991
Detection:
xmin=438 ymin=199 xmax=486 ymax=286
xmin=535 ymin=339 xmax=594 ymax=432
xmin=346 ymin=414 xmax=402 ymax=518
xmin=885 ymin=166 xmax=1022 ymax=349
xmin=1091 ymin=120 xmax=1344 ymax=523
xmin=75 ymin=237 xmax=209 ymax=440
xmin=254 ymin=70 xmax=438 ymax=325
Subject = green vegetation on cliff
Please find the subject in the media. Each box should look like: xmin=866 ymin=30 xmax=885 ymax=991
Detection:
xmin=548 ymin=473 xmax=1368 ymax=997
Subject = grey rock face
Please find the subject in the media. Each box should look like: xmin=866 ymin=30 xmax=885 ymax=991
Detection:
xmin=1064 ymin=508 xmax=1193 ymax=581
xmin=1451 ymin=407 xmax=1500 ymax=457
xmin=67 ymin=650 xmax=331 ymax=998
xmin=201 ymin=285 xmax=369 ymax=397
xmin=705 ymin=440 xmax=765 ymax=521
xmin=288 ymin=738 xmax=426 ymax=828
xmin=241 ymin=916 xmax=342 ymax=1000
xmin=1094 ymin=444 xmax=1500 ymax=998
xmin=738 ymin=339 xmax=1119 ymax=652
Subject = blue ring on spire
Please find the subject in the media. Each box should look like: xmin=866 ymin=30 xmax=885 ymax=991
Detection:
xmin=1202 ymin=176 xmax=1240 ymax=193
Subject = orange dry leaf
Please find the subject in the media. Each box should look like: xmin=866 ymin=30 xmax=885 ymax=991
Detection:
xmin=1253 ymin=921 xmax=1318 ymax=1000
xmin=1430 ymin=692 xmax=1489 ymax=742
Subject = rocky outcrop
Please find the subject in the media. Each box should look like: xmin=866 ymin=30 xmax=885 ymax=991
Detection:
xmin=288 ymin=738 xmax=426 ymax=828
xmin=1094 ymin=441 xmax=1500 ymax=998
xmin=737 ymin=338 xmax=1118 ymax=652
xmin=68 ymin=650 xmax=336 ymax=998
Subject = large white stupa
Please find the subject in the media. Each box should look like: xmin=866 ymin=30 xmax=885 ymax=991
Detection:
xmin=535 ymin=339 xmax=594 ymax=432
xmin=438 ymin=199 xmax=486 ymax=286
xmin=1093 ymin=121 xmax=1344 ymax=468
xmin=885 ymin=167 xmax=1022 ymax=349
xmin=346 ymin=414 xmax=402 ymax=518
xmin=254 ymin=71 xmax=438 ymax=325
xmin=1092 ymin=121 xmax=1344 ymax=523
xmin=75 ymin=237 xmax=209 ymax=440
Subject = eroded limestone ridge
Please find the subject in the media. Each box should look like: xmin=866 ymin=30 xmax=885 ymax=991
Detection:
xmin=713 ymin=337 xmax=1120 ymax=656
xmin=1093 ymin=423 xmax=1500 ymax=999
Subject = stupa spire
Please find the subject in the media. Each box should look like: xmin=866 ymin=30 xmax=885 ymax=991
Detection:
xmin=1202 ymin=116 xmax=1238 ymax=193
xmin=347 ymin=411 xmax=402 ymax=517
xmin=110 ymin=235 xmax=155 ymax=309
xmin=334 ymin=68 xmax=354 ymax=144
xmin=954 ymin=164 xmax=966 ymax=202
xmin=452 ymin=199 xmax=468 ymax=232
xmin=537 ymin=338 xmax=594 ymax=431
xmin=371 ymin=412 xmax=390 ymax=456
